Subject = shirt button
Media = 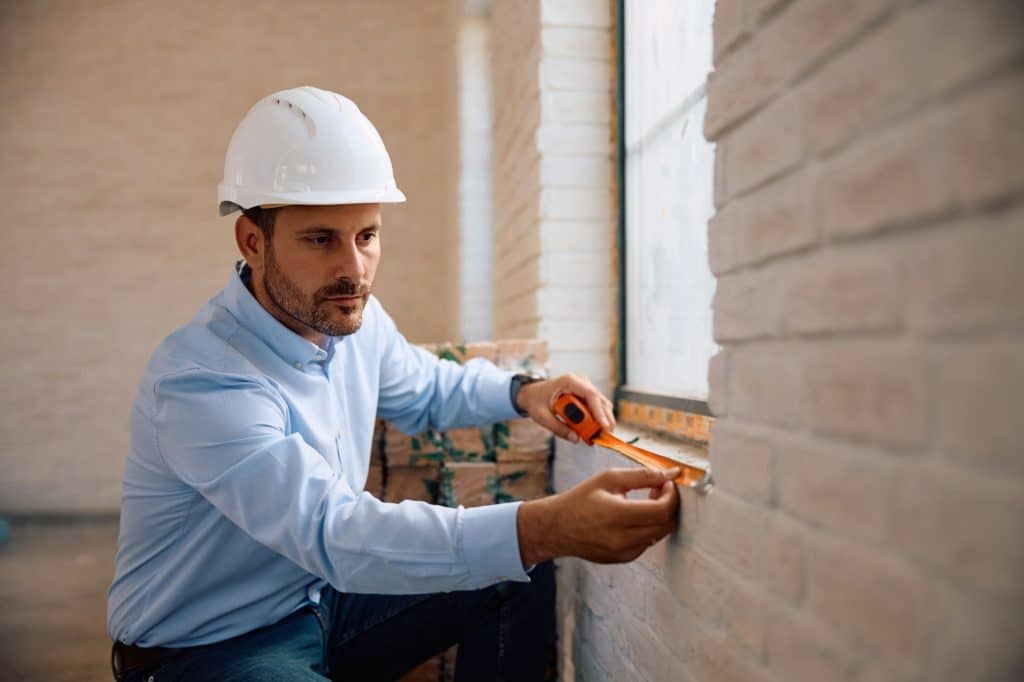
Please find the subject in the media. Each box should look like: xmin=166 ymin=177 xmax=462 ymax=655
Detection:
xmin=293 ymin=361 xmax=302 ymax=369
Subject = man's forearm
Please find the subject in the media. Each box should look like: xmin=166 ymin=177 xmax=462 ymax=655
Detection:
xmin=517 ymin=497 xmax=559 ymax=567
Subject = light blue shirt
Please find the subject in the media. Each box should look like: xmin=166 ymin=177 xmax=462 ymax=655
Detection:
xmin=107 ymin=264 xmax=528 ymax=647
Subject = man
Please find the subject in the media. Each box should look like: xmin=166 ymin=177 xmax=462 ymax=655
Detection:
xmin=108 ymin=86 xmax=679 ymax=681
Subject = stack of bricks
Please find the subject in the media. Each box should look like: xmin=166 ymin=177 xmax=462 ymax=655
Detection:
xmin=370 ymin=339 xmax=553 ymax=682
xmin=550 ymin=1 xmax=1024 ymax=681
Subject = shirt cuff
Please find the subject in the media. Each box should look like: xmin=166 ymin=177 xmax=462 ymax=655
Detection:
xmin=461 ymin=501 xmax=531 ymax=583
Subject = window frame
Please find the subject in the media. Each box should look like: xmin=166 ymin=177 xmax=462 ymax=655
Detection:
xmin=613 ymin=0 xmax=713 ymax=421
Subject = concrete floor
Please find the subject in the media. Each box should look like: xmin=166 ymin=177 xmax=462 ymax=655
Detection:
xmin=0 ymin=517 xmax=119 ymax=681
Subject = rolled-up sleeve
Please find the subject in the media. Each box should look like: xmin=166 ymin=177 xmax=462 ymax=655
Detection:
xmin=153 ymin=369 xmax=529 ymax=594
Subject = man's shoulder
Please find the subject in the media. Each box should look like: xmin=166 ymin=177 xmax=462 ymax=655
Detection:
xmin=135 ymin=305 xmax=268 ymax=411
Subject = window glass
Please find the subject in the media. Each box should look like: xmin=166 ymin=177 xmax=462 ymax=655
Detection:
xmin=624 ymin=0 xmax=718 ymax=401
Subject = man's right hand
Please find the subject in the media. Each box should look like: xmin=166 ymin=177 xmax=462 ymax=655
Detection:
xmin=516 ymin=467 xmax=680 ymax=566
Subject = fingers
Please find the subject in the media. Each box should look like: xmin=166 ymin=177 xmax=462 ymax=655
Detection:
xmin=547 ymin=374 xmax=615 ymax=431
xmin=600 ymin=466 xmax=681 ymax=495
xmin=648 ymin=478 xmax=674 ymax=500
xmin=609 ymin=485 xmax=679 ymax=527
xmin=532 ymin=404 xmax=580 ymax=443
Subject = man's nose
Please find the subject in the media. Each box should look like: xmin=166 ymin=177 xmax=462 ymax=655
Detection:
xmin=333 ymin=238 xmax=367 ymax=282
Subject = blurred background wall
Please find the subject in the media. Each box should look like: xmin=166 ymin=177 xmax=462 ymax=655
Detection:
xmin=0 ymin=0 xmax=462 ymax=513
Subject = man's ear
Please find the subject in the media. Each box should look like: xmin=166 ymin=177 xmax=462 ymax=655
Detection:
xmin=235 ymin=214 xmax=264 ymax=271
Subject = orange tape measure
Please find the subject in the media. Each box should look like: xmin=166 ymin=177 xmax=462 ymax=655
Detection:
xmin=554 ymin=394 xmax=714 ymax=494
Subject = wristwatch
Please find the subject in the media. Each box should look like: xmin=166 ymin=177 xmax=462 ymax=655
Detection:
xmin=509 ymin=373 xmax=543 ymax=417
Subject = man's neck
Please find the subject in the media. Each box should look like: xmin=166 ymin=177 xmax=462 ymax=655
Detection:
xmin=244 ymin=275 xmax=329 ymax=350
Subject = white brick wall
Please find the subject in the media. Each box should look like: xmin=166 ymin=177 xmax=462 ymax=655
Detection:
xmin=538 ymin=0 xmax=1024 ymax=680
xmin=491 ymin=0 xmax=616 ymax=395
xmin=459 ymin=9 xmax=495 ymax=342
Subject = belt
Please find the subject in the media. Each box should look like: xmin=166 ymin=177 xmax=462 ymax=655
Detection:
xmin=111 ymin=641 xmax=181 ymax=680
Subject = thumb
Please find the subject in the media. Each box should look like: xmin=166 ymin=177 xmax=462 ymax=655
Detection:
xmin=602 ymin=466 xmax=680 ymax=494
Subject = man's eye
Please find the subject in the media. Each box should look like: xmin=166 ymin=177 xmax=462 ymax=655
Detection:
xmin=308 ymin=235 xmax=330 ymax=246
xmin=360 ymin=232 xmax=377 ymax=243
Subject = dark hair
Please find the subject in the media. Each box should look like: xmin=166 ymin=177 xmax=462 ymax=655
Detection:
xmin=241 ymin=206 xmax=279 ymax=241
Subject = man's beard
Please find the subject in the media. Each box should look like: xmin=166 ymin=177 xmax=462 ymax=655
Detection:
xmin=263 ymin=248 xmax=370 ymax=338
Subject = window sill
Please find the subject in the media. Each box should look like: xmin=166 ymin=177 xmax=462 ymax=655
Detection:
xmin=602 ymin=424 xmax=710 ymax=473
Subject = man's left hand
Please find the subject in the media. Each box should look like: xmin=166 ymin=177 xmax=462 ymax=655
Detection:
xmin=514 ymin=374 xmax=615 ymax=443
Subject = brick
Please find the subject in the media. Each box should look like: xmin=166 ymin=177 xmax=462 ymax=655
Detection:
xmin=764 ymin=603 xmax=860 ymax=682
xmin=688 ymin=625 xmax=775 ymax=682
xmin=443 ymin=427 xmax=487 ymax=458
xmin=772 ymin=0 xmax=889 ymax=80
xmin=775 ymin=434 xmax=893 ymax=543
xmin=539 ymin=186 xmax=611 ymax=220
xmin=783 ymin=243 xmax=902 ymax=335
xmin=805 ymin=536 xmax=924 ymax=675
xmin=821 ymin=111 xmax=949 ymax=239
xmin=920 ymin=0 xmax=1024 ymax=96
xmin=706 ymin=29 xmax=785 ymax=138
xmin=384 ymin=428 xmax=445 ymax=467
xmin=932 ymin=340 xmax=1024 ymax=478
xmin=904 ymin=208 xmax=1024 ymax=333
xmin=947 ymin=74 xmax=1024 ymax=206
xmin=888 ymin=464 xmax=1024 ymax=598
xmin=540 ymin=0 xmax=611 ymax=28
xmin=717 ymin=570 xmax=768 ymax=657
xmin=712 ymin=0 xmax=749 ymax=61
xmin=805 ymin=9 xmax=930 ymax=154
xmin=755 ymin=0 xmax=792 ymax=21
xmin=495 ymin=445 xmax=550 ymax=464
xmin=537 ymin=122 xmax=612 ymax=154
xmin=728 ymin=342 xmax=805 ymax=427
xmin=432 ymin=341 xmax=499 ymax=364
xmin=737 ymin=169 xmax=816 ymax=266
xmin=692 ymin=492 xmax=762 ymax=578
xmin=383 ymin=465 xmax=439 ymax=503
xmin=645 ymin=579 xmax=697 ymax=662
xmin=539 ymin=155 xmax=612 ymax=189
xmin=364 ymin=463 xmax=384 ymax=498
xmin=541 ymin=90 xmax=610 ymax=124
xmin=539 ymin=221 xmax=613 ymax=253
xmin=441 ymin=461 xmax=495 ymax=507
xmin=541 ymin=27 xmax=611 ymax=59
xmin=540 ymin=56 xmax=612 ymax=91
xmin=495 ymin=460 xmax=549 ymax=500
xmin=666 ymin=547 xmax=728 ymax=624
xmin=624 ymin=618 xmax=673 ymax=682
xmin=758 ymin=512 xmax=806 ymax=604
xmin=707 ymin=204 xmax=738 ymax=275
xmin=495 ymin=338 xmax=548 ymax=370
xmin=713 ymin=267 xmax=785 ymax=341
xmin=707 ymin=350 xmax=729 ymax=417
xmin=540 ymin=250 xmax=610 ymax=287
xmin=802 ymin=340 xmax=927 ymax=449
xmin=726 ymin=89 xmax=803 ymax=196
xmin=714 ymin=139 xmax=728 ymax=208
xmin=608 ymin=564 xmax=649 ymax=621
xmin=708 ymin=420 xmax=773 ymax=506
xmin=927 ymin=585 xmax=1024 ymax=682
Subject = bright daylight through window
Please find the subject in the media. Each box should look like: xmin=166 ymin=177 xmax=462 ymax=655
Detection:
xmin=623 ymin=0 xmax=717 ymax=402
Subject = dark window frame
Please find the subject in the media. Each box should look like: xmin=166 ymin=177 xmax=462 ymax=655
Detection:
xmin=613 ymin=0 xmax=713 ymax=420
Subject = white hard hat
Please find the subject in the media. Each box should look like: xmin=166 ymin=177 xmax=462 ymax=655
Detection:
xmin=218 ymin=86 xmax=406 ymax=216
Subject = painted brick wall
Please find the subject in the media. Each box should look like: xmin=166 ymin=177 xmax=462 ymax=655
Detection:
xmin=553 ymin=1 xmax=1024 ymax=680
xmin=491 ymin=0 xmax=616 ymax=396
xmin=0 ymin=0 xmax=462 ymax=513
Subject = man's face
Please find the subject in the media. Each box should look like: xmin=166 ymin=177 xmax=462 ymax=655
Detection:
xmin=254 ymin=203 xmax=382 ymax=340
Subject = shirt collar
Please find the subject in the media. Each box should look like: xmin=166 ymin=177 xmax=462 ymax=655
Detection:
xmin=220 ymin=261 xmax=338 ymax=368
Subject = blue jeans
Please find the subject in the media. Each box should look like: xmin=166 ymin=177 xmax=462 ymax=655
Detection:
xmin=120 ymin=561 xmax=555 ymax=681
